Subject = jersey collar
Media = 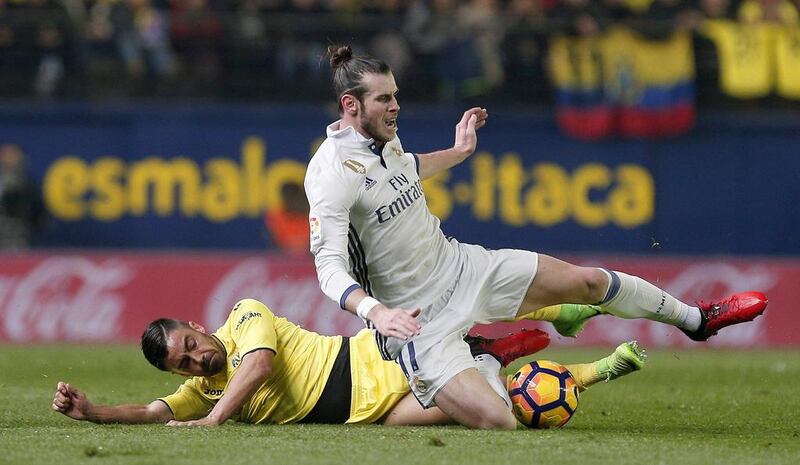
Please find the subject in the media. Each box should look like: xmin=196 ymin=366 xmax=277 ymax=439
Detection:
xmin=326 ymin=120 xmax=385 ymax=155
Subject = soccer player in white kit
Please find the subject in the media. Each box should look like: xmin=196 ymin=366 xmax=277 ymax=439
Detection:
xmin=304 ymin=45 xmax=769 ymax=430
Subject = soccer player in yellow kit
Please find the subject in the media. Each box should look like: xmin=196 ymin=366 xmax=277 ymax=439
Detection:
xmin=52 ymin=299 xmax=644 ymax=426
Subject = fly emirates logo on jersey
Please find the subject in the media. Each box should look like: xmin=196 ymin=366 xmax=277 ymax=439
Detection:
xmin=375 ymin=174 xmax=423 ymax=224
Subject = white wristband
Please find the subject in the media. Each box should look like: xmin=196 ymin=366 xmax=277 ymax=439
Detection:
xmin=356 ymin=297 xmax=380 ymax=320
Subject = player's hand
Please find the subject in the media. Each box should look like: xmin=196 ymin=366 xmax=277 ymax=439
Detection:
xmin=453 ymin=107 xmax=488 ymax=157
xmin=52 ymin=381 xmax=91 ymax=421
xmin=368 ymin=305 xmax=421 ymax=340
xmin=166 ymin=416 xmax=221 ymax=427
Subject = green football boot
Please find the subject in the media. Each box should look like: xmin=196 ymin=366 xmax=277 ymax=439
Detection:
xmin=552 ymin=304 xmax=605 ymax=338
xmin=596 ymin=340 xmax=647 ymax=382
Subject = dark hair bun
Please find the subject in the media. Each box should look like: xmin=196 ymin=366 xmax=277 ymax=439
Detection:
xmin=328 ymin=45 xmax=353 ymax=69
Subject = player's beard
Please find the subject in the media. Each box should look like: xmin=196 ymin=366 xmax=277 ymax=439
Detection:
xmin=360 ymin=113 xmax=394 ymax=143
xmin=205 ymin=336 xmax=227 ymax=375
xmin=206 ymin=351 xmax=225 ymax=375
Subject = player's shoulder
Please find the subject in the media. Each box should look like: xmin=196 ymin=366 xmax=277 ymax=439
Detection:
xmin=386 ymin=138 xmax=417 ymax=165
xmin=230 ymin=298 xmax=273 ymax=319
xmin=307 ymin=139 xmax=370 ymax=188
xmin=308 ymin=138 xmax=348 ymax=173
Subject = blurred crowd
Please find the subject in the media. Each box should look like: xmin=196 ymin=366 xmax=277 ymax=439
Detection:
xmin=0 ymin=145 xmax=44 ymax=249
xmin=0 ymin=0 xmax=798 ymax=104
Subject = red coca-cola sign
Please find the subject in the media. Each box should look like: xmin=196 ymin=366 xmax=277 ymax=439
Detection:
xmin=0 ymin=252 xmax=796 ymax=347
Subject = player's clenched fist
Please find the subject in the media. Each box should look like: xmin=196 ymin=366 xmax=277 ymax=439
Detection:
xmin=367 ymin=305 xmax=421 ymax=340
xmin=52 ymin=381 xmax=91 ymax=420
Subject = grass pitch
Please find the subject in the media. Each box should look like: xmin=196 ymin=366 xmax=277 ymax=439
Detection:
xmin=1 ymin=344 xmax=798 ymax=465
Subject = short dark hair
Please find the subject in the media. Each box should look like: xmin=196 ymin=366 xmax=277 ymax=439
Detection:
xmin=327 ymin=44 xmax=391 ymax=114
xmin=141 ymin=318 xmax=185 ymax=371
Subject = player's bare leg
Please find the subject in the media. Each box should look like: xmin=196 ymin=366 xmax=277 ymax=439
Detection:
xmin=434 ymin=369 xmax=517 ymax=430
xmin=383 ymin=329 xmax=550 ymax=427
xmin=380 ymin=394 xmax=453 ymax=426
xmin=516 ymin=255 xmax=608 ymax=313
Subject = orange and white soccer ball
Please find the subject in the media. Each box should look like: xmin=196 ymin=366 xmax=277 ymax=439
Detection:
xmin=508 ymin=360 xmax=580 ymax=428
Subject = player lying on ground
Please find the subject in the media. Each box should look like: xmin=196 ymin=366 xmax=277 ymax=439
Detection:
xmin=52 ymin=299 xmax=644 ymax=427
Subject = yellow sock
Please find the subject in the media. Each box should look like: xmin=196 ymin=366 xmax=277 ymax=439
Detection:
xmin=565 ymin=342 xmax=644 ymax=392
xmin=515 ymin=304 xmax=562 ymax=322
xmin=564 ymin=362 xmax=601 ymax=392
xmin=507 ymin=362 xmax=603 ymax=393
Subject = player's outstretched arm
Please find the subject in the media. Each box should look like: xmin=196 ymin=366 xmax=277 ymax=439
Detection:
xmin=167 ymin=349 xmax=273 ymax=427
xmin=52 ymin=381 xmax=173 ymax=424
xmin=417 ymin=107 xmax=488 ymax=180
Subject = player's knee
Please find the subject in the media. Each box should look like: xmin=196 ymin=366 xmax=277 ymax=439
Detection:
xmin=466 ymin=403 xmax=517 ymax=430
xmin=581 ymin=267 xmax=608 ymax=303
xmin=474 ymin=409 xmax=517 ymax=430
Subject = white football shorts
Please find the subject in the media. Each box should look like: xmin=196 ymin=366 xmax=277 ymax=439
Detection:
xmin=383 ymin=239 xmax=538 ymax=407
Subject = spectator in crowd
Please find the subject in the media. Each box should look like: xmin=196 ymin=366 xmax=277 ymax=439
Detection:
xmin=111 ymin=0 xmax=177 ymax=90
xmin=81 ymin=0 xmax=123 ymax=94
xmin=5 ymin=0 xmax=73 ymax=98
xmin=273 ymin=0 xmax=331 ymax=98
xmin=0 ymin=0 xmax=16 ymax=95
xmin=698 ymin=0 xmax=737 ymax=19
xmin=0 ymin=0 xmax=797 ymax=106
xmin=365 ymin=0 xmax=413 ymax=82
xmin=691 ymin=0 xmax=734 ymax=104
xmin=632 ymin=0 xmax=701 ymax=39
xmin=405 ymin=0 xmax=504 ymax=101
xmin=738 ymin=0 xmax=799 ymax=24
xmin=0 ymin=145 xmax=45 ymax=250
xmin=221 ymin=0 xmax=274 ymax=98
xmin=548 ymin=0 xmax=607 ymax=37
xmin=170 ymin=0 xmax=224 ymax=95
xmin=500 ymin=0 xmax=549 ymax=102
xmin=31 ymin=0 xmax=72 ymax=97
xmin=459 ymin=0 xmax=506 ymax=95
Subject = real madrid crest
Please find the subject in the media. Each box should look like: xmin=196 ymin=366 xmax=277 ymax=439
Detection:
xmin=412 ymin=376 xmax=428 ymax=394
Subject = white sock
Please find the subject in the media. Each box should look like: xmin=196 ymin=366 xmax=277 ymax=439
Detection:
xmin=474 ymin=354 xmax=512 ymax=408
xmin=598 ymin=269 xmax=702 ymax=331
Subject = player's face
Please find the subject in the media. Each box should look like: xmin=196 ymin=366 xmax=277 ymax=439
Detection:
xmin=356 ymin=72 xmax=400 ymax=143
xmin=163 ymin=323 xmax=227 ymax=377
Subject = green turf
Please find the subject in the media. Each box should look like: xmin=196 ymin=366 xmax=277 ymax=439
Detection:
xmin=1 ymin=344 xmax=798 ymax=465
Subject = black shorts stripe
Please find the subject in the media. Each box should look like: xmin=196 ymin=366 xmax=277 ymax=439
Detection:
xmin=373 ymin=329 xmax=393 ymax=361
xmin=298 ymin=337 xmax=351 ymax=424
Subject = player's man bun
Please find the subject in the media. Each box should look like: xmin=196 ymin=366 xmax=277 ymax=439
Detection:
xmin=326 ymin=44 xmax=391 ymax=114
xmin=328 ymin=44 xmax=353 ymax=70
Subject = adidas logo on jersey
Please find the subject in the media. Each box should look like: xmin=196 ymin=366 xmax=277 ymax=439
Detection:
xmin=365 ymin=177 xmax=377 ymax=191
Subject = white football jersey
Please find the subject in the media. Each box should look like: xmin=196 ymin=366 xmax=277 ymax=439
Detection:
xmin=305 ymin=121 xmax=459 ymax=314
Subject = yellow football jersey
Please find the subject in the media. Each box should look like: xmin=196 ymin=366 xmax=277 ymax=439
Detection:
xmin=159 ymin=299 xmax=411 ymax=424
xmin=161 ymin=299 xmax=343 ymax=424
xmin=703 ymin=19 xmax=774 ymax=98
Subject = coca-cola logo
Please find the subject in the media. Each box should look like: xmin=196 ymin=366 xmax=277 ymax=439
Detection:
xmin=1 ymin=257 xmax=133 ymax=342
xmin=204 ymin=259 xmax=363 ymax=336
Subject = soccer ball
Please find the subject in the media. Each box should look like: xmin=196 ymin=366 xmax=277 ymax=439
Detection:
xmin=508 ymin=360 xmax=580 ymax=428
